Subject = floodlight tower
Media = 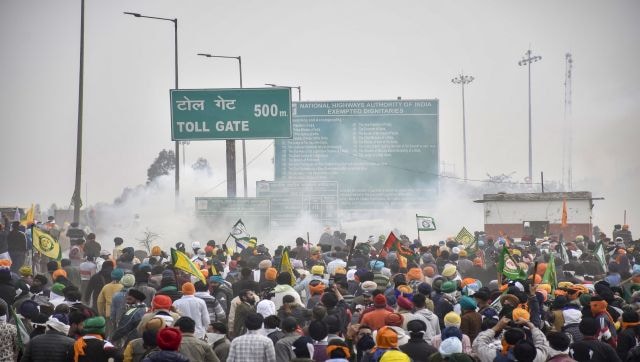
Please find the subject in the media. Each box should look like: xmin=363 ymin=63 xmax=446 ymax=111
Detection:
xmin=518 ymin=49 xmax=542 ymax=182
xmin=451 ymin=72 xmax=474 ymax=181
xmin=562 ymin=53 xmax=573 ymax=190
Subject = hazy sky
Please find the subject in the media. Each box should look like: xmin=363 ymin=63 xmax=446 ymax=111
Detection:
xmin=1 ymin=0 xmax=639 ymax=234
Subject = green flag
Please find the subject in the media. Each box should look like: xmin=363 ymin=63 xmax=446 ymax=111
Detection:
xmin=594 ymin=241 xmax=608 ymax=274
xmin=497 ymin=246 xmax=527 ymax=281
xmin=542 ymin=252 xmax=557 ymax=291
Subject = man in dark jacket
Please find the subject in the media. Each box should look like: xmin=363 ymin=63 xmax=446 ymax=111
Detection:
xmin=72 ymin=316 xmax=122 ymax=362
xmin=233 ymin=267 xmax=260 ymax=297
xmin=0 ymin=268 xmax=16 ymax=306
xmin=21 ymin=315 xmax=75 ymax=362
xmin=83 ymin=233 xmax=102 ymax=259
xmin=85 ymin=260 xmax=114 ymax=308
xmin=233 ymin=289 xmax=256 ymax=337
xmin=7 ymin=221 xmax=27 ymax=272
xmin=399 ymin=320 xmax=438 ymax=361
xmin=616 ymin=311 xmax=640 ymax=361
xmin=570 ymin=317 xmax=622 ymax=362
xmin=111 ymin=288 xmax=147 ymax=347
xmin=209 ymin=275 xmax=233 ymax=316
xmin=0 ymin=224 xmax=8 ymax=259
xmin=144 ymin=327 xmax=189 ymax=362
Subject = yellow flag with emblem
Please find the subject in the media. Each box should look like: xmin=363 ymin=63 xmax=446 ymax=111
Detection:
xmin=32 ymin=227 xmax=61 ymax=260
xmin=171 ymin=248 xmax=206 ymax=284
xmin=455 ymin=227 xmax=475 ymax=247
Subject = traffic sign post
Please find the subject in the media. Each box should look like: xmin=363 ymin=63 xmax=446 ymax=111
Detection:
xmin=170 ymin=88 xmax=292 ymax=140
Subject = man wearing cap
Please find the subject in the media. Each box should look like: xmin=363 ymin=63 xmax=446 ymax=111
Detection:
xmin=228 ymin=312 xmax=276 ymax=362
xmin=110 ymin=273 xmax=136 ymax=328
xmin=137 ymin=295 xmax=180 ymax=335
xmin=360 ymin=293 xmax=393 ymax=330
xmin=97 ymin=268 xmax=124 ymax=336
xmin=21 ymin=315 xmax=75 ymax=362
xmin=144 ymin=327 xmax=190 ymax=362
xmin=173 ymin=282 xmax=211 ymax=339
xmin=111 ymin=288 xmax=147 ymax=347
xmin=209 ymin=274 xmax=233 ymax=315
xmin=457 ymin=250 xmax=474 ymax=276
xmin=72 ymin=316 xmax=121 ymax=361
xmin=294 ymin=264 xmax=329 ymax=302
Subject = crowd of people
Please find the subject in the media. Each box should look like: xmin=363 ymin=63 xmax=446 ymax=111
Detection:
xmin=0 ymin=218 xmax=639 ymax=362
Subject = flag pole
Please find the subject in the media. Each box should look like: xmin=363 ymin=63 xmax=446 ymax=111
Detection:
xmin=347 ymin=236 xmax=357 ymax=264
xmin=30 ymin=226 xmax=35 ymax=273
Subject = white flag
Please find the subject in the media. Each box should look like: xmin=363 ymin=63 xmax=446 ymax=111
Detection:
xmin=416 ymin=215 xmax=436 ymax=231
xmin=229 ymin=219 xmax=250 ymax=241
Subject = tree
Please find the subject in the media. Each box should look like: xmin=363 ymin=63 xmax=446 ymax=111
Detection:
xmin=147 ymin=149 xmax=176 ymax=184
xmin=192 ymin=157 xmax=212 ymax=176
xmin=136 ymin=228 xmax=160 ymax=254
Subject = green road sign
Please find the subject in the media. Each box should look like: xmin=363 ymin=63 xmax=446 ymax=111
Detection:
xmin=275 ymin=99 xmax=438 ymax=209
xmin=170 ymin=88 xmax=292 ymax=140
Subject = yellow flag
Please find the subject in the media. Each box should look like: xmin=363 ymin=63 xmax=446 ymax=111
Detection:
xmin=279 ymin=248 xmax=296 ymax=285
xmin=32 ymin=227 xmax=61 ymax=260
xmin=20 ymin=204 xmax=34 ymax=227
xmin=171 ymin=248 xmax=206 ymax=284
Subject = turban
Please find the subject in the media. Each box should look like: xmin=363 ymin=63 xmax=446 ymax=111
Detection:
xmin=444 ymin=312 xmax=461 ymax=328
xmin=157 ymin=327 xmax=182 ymax=351
xmin=442 ymin=265 xmax=457 ymax=278
xmin=407 ymin=268 xmax=423 ymax=281
xmin=52 ymin=269 xmax=67 ymax=280
xmin=459 ymin=296 xmax=477 ymax=311
xmin=82 ymin=316 xmax=106 ymax=335
xmin=512 ymin=307 xmax=530 ymax=321
xmin=152 ymin=295 xmax=173 ymax=310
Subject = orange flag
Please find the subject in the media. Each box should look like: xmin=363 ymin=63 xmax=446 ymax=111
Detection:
xmin=561 ymin=198 xmax=568 ymax=227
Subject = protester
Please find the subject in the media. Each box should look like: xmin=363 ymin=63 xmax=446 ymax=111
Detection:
xmin=2 ymin=220 xmax=640 ymax=362
xmin=208 ymin=322 xmax=231 ymax=362
xmin=174 ymin=316 xmax=220 ymax=362
xmin=0 ymin=303 xmax=18 ymax=361
xmin=172 ymin=281 xmax=210 ymax=339
xmin=142 ymin=327 xmax=189 ymax=362
xmin=21 ymin=315 xmax=75 ymax=362
xmin=227 ymin=313 xmax=276 ymax=362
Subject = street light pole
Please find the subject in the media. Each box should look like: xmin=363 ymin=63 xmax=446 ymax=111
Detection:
xmin=124 ymin=12 xmax=180 ymax=202
xmin=265 ymin=83 xmax=302 ymax=101
xmin=518 ymin=49 xmax=542 ymax=182
xmin=197 ymin=53 xmax=245 ymax=197
xmin=72 ymin=0 xmax=85 ymax=223
xmin=451 ymin=73 xmax=474 ymax=181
